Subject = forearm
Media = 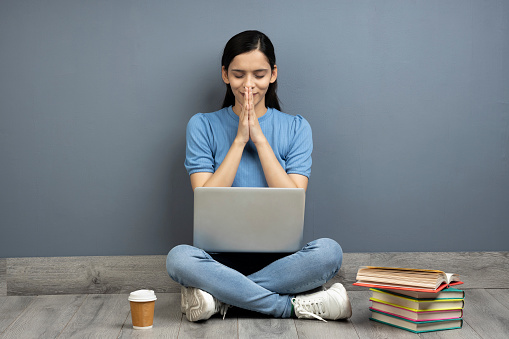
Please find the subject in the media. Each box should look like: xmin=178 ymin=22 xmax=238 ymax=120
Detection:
xmin=255 ymin=139 xmax=298 ymax=189
xmin=202 ymin=139 xmax=245 ymax=188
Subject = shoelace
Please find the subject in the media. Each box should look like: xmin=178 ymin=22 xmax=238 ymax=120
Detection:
xmin=291 ymin=298 xmax=327 ymax=322
xmin=214 ymin=299 xmax=231 ymax=320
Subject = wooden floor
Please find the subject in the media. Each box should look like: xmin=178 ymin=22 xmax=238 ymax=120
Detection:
xmin=0 ymin=289 xmax=508 ymax=338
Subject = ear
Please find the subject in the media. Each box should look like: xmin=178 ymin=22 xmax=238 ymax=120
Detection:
xmin=270 ymin=65 xmax=278 ymax=83
xmin=222 ymin=66 xmax=230 ymax=84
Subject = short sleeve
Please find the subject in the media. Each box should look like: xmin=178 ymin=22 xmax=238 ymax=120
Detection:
xmin=285 ymin=115 xmax=313 ymax=178
xmin=184 ymin=114 xmax=215 ymax=175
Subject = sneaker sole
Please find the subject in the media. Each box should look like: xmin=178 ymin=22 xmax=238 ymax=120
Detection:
xmin=181 ymin=286 xmax=188 ymax=314
xmin=186 ymin=288 xmax=213 ymax=322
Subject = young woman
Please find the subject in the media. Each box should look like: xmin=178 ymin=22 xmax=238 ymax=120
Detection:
xmin=166 ymin=30 xmax=352 ymax=322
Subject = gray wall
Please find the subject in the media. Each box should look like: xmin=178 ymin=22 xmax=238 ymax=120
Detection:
xmin=1 ymin=0 xmax=508 ymax=257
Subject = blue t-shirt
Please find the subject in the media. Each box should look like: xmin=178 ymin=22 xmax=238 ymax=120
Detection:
xmin=185 ymin=106 xmax=312 ymax=187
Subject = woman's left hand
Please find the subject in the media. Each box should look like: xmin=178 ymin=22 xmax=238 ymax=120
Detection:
xmin=245 ymin=87 xmax=267 ymax=145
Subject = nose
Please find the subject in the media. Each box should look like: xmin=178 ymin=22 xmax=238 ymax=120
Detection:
xmin=244 ymin=75 xmax=255 ymax=89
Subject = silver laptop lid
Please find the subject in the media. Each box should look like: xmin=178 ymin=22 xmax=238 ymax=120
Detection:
xmin=193 ymin=187 xmax=305 ymax=253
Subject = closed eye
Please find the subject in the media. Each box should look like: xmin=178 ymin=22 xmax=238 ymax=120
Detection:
xmin=233 ymin=74 xmax=266 ymax=79
xmin=231 ymin=69 xmax=269 ymax=79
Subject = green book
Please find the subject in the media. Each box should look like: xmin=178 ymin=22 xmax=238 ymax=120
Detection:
xmin=370 ymin=309 xmax=463 ymax=333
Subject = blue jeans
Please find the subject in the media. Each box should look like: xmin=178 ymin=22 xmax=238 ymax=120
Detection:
xmin=166 ymin=238 xmax=343 ymax=318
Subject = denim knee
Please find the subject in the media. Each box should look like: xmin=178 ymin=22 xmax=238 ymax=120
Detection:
xmin=313 ymin=238 xmax=343 ymax=275
xmin=166 ymin=244 xmax=198 ymax=282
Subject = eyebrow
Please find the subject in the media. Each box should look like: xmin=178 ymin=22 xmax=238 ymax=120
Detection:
xmin=231 ymin=69 xmax=269 ymax=73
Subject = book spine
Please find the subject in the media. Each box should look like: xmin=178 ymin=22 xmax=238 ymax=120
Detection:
xmin=371 ymin=288 xmax=465 ymax=302
xmin=369 ymin=307 xmax=462 ymax=322
xmin=370 ymin=287 xmax=465 ymax=300
xmin=369 ymin=317 xmax=463 ymax=334
xmin=370 ymin=298 xmax=464 ymax=312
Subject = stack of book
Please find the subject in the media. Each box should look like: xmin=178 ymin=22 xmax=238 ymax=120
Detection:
xmin=354 ymin=266 xmax=465 ymax=334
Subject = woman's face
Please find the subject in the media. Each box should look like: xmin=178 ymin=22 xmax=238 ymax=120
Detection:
xmin=222 ymin=49 xmax=277 ymax=114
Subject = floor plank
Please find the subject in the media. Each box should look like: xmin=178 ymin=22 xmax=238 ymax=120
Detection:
xmin=119 ymin=293 xmax=182 ymax=338
xmin=238 ymin=318 xmax=297 ymax=339
xmin=0 ymin=259 xmax=6 ymax=296
xmin=460 ymin=289 xmax=509 ymax=339
xmin=178 ymin=316 xmax=237 ymax=339
xmin=418 ymin=321 xmax=481 ymax=339
xmin=56 ymin=294 xmax=129 ymax=338
xmin=485 ymin=289 xmax=509 ymax=310
xmin=0 ymin=296 xmax=35 ymax=334
xmin=294 ymin=318 xmax=359 ymax=339
xmin=1 ymin=294 xmax=87 ymax=339
xmin=349 ymin=290 xmax=420 ymax=339
xmin=7 ymin=256 xmax=179 ymax=296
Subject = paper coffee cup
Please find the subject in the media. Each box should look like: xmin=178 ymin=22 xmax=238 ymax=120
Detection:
xmin=128 ymin=290 xmax=157 ymax=329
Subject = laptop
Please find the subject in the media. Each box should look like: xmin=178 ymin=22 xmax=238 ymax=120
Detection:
xmin=193 ymin=187 xmax=305 ymax=252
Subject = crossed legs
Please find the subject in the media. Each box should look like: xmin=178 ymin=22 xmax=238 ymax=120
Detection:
xmin=166 ymin=238 xmax=343 ymax=318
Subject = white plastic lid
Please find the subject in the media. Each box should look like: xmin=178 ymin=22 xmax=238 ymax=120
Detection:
xmin=128 ymin=289 xmax=157 ymax=302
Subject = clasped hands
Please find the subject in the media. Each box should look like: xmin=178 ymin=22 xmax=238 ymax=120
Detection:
xmin=236 ymin=87 xmax=267 ymax=145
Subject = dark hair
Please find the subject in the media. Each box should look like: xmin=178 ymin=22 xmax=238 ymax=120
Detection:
xmin=221 ymin=30 xmax=281 ymax=111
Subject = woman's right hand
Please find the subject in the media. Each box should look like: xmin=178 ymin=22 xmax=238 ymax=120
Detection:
xmin=235 ymin=87 xmax=252 ymax=145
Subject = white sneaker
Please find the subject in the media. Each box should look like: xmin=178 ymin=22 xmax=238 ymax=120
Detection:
xmin=181 ymin=285 xmax=188 ymax=314
xmin=183 ymin=286 xmax=230 ymax=322
xmin=291 ymin=283 xmax=352 ymax=322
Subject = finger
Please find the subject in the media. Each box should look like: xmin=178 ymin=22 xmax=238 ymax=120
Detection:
xmin=249 ymin=102 xmax=256 ymax=126
xmin=248 ymin=87 xmax=254 ymax=112
xmin=244 ymin=88 xmax=251 ymax=119
xmin=244 ymin=87 xmax=249 ymax=108
xmin=241 ymin=105 xmax=248 ymax=124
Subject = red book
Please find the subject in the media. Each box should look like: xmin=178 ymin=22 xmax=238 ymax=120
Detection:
xmin=353 ymin=281 xmax=463 ymax=293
